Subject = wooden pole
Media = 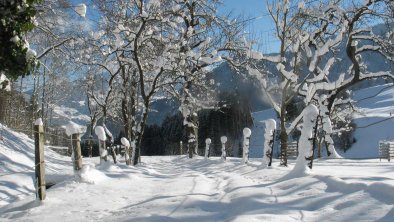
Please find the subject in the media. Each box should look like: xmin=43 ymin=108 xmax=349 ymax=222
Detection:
xmin=308 ymin=115 xmax=320 ymax=169
xmin=34 ymin=124 xmax=46 ymax=200
xmin=125 ymin=145 xmax=131 ymax=165
xmin=99 ymin=139 xmax=107 ymax=164
xmin=269 ymin=130 xmax=276 ymax=167
xmin=88 ymin=135 xmax=93 ymax=158
xmin=110 ymin=146 xmax=117 ymax=164
xmin=205 ymin=138 xmax=211 ymax=160
xmin=72 ymin=133 xmax=82 ymax=171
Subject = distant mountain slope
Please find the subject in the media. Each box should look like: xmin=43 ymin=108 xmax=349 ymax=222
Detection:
xmin=347 ymin=83 xmax=394 ymax=158
xmin=207 ymin=62 xmax=271 ymax=111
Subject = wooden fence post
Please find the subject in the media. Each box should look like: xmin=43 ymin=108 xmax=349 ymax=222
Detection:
xmin=269 ymin=130 xmax=276 ymax=167
xmin=88 ymin=135 xmax=93 ymax=158
xmin=34 ymin=121 xmax=46 ymax=200
xmin=205 ymin=138 xmax=211 ymax=159
xmin=95 ymin=126 xmax=108 ymax=164
xmin=99 ymin=139 xmax=107 ymax=163
xmin=72 ymin=133 xmax=82 ymax=171
xmin=121 ymin=137 xmax=131 ymax=165
xmin=221 ymin=136 xmax=227 ymax=161
xmin=243 ymin=128 xmax=251 ymax=164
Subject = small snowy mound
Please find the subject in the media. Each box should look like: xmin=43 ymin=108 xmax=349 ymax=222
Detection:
xmin=79 ymin=164 xmax=108 ymax=184
xmin=97 ymin=161 xmax=122 ymax=172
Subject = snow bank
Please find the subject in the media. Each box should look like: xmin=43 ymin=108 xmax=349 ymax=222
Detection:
xmin=1 ymin=154 xmax=394 ymax=221
xmin=0 ymin=124 xmax=73 ymax=206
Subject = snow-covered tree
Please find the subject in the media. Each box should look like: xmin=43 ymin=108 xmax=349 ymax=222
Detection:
xmin=27 ymin=0 xmax=87 ymax=127
xmin=246 ymin=0 xmax=393 ymax=166
xmin=298 ymin=0 xmax=394 ymax=158
xmin=0 ymin=0 xmax=40 ymax=81
xmin=245 ymin=0 xmax=314 ymax=166
xmin=167 ymin=0 xmax=245 ymax=158
xmin=291 ymin=104 xmax=319 ymax=173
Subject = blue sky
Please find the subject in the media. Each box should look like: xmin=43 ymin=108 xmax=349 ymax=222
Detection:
xmin=75 ymin=0 xmax=280 ymax=53
xmin=220 ymin=0 xmax=280 ymax=53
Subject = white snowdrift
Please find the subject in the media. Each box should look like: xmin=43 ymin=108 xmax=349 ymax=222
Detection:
xmin=1 ymin=155 xmax=393 ymax=221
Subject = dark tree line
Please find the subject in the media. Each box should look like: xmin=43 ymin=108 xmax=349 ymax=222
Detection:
xmin=139 ymin=91 xmax=253 ymax=157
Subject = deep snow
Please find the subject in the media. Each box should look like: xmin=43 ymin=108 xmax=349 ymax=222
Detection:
xmin=1 ymin=122 xmax=394 ymax=221
xmin=1 ymin=84 xmax=394 ymax=221
xmin=1 ymin=153 xmax=394 ymax=221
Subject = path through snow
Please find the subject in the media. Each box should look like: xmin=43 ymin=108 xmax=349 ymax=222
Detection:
xmin=1 ymin=156 xmax=394 ymax=222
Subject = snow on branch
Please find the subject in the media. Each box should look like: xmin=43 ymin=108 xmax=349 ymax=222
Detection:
xmin=276 ymin=63 xmax=297 ymax=82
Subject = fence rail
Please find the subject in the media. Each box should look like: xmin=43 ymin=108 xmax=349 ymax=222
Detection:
xmin=378 ymin=141 xmax=394 ymax=162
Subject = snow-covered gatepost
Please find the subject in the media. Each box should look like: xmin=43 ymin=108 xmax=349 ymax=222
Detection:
xmin=65 ymin=122 xmax=86 ymax=172
xmin=121 ymin=137 xmax=131 ymax=165
xmin=221 ymin=136 xmax=227 ymax=161
xmin=179 ymin=141 xmax=183 ymax=155
xmin=205 ymin=138 xmax=211 ymax=159
xmin=263 ymin=119 xmax=276 ymax=167
xmin=293 ymin=104 xmax=319 ymax=173
xmin=242 ymin=128 xmax=251 ymax=164
xmin=34 ymin=118 xmax=45 ymax=200
xmin=95 ymin=126 xmax=107 ymax=164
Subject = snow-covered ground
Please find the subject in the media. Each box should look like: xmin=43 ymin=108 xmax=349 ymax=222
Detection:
xmin=1 ymin=123 xmax=394 ymax=221
xmin=347 ymin=83 xmax=394 ymax=158
xmin=1 ymin=84 xmax=394 ymax=221
xmin=0 ymin=126 xmax=74 ymax=207
xmin=1 ymin=154 xmax=394 ymax=221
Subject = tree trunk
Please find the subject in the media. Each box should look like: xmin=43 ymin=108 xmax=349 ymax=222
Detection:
xmin=186 ymin=114 xmax=196 ymax=158
xmin=133 ymin=102 xmax=149 ymax=165
xmin=279 ymin=111 xmax=288 ymax=166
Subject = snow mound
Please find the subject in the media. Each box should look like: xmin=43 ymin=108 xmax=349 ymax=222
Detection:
xmin=79 ymin=164 xmax=108 ymax=184
xmin=97 ymin=160 xmax=122 ymax=172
